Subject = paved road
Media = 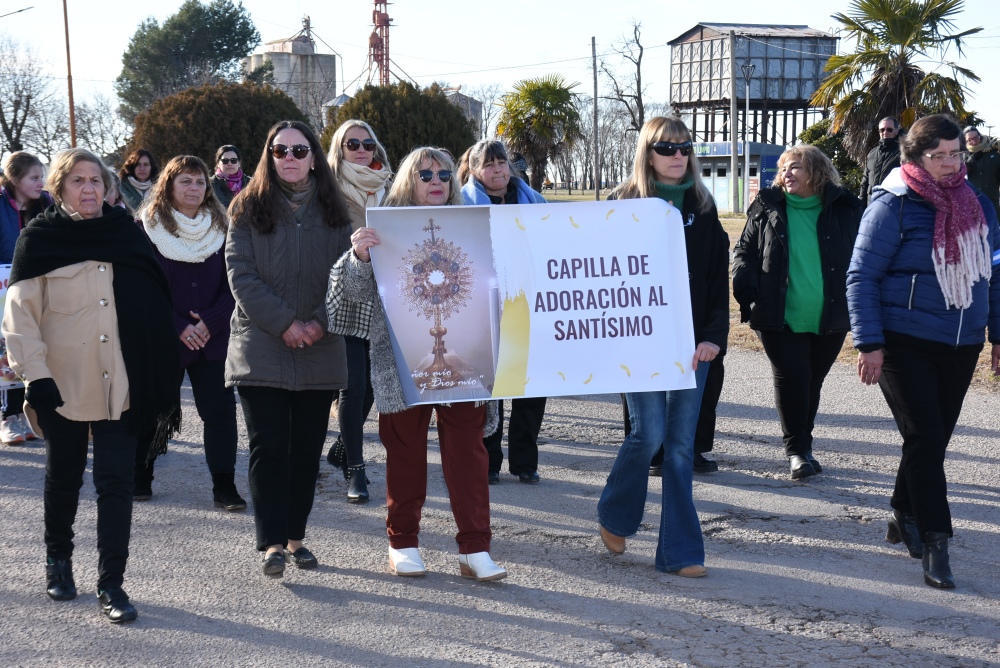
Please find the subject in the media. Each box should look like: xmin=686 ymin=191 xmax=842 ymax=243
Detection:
xmin=1 ymin=348 xmax=998 ymax=667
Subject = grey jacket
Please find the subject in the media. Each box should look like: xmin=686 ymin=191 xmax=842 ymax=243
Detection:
xmin=331 ymin=249 xmax=498 ymax=435
xmin=225 ymin=193 xmax=352 ymax=390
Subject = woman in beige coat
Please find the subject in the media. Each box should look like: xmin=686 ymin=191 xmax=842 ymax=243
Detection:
xmin=2 ymin=148 xmax=180 ymax=623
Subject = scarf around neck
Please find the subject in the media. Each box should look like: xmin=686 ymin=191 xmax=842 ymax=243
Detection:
xmin=278 ymin=174 xmax=316 ymax=213
xmin=127 ymin=175 xmax=153 ymax=193
xmin=10 ymin=203 xmax=181 ymax=458
xmin=142 ymin=207 xmax=225 ymax=263
xmin=338 ymin=160 xmax=392 ymax=210
xmin=901 ymin=161 xmax=991 ymax=309
xmin=216 ymin=168 xmax=246 ymax=195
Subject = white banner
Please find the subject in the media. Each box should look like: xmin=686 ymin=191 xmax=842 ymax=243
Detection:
xmin=367 ymin=199 xmax=695 ymax=406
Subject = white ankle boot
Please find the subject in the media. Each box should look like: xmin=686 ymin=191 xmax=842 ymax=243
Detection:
xmin=388 ymin=547 xmax=427 ymax=577
xmin=458 ymin=552 xmax=507 ymax=581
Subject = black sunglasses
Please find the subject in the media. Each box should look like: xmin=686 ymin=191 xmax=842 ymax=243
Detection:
xmin=651 ymin=141 xmax=693 ymax=157
xmin=343 ymin=138 xmax=377 ymax=152
xmin=219 ymin=157 xmax=240 ymax=165
xmin=416 ymin=169 xmax=452 ymax=183
xmin=270 ymin=144 xmax=311 ymax=160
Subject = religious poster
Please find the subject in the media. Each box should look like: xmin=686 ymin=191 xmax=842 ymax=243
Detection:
xmin=367 ymin=198 xmax=695 ymax=406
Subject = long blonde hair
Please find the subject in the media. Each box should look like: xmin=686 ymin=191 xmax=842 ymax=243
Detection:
xmin=383 ymin=147 xmax=462 ymax=207
xmin=609 ymin=116 xmax=713 ymax=212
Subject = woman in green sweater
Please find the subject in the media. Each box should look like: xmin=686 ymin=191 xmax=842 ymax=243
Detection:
xmin=732 ymin=145 xmax=863 ymax=479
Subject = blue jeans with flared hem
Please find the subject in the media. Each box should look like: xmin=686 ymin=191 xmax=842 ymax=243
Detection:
xmin=598 ymin=362 xmax=709 ymax=573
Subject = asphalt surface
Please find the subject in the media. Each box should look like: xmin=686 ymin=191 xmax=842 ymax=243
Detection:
xmin=1 ymin=348 xmax=998 ymax=667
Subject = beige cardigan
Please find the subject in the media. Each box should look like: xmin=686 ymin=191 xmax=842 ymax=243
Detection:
xmin=2 ymin=260 xmax=130 ymax=428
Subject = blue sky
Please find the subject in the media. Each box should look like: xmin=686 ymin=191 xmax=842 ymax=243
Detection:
xmin=3 ymin=0 xmax=999 ymax=131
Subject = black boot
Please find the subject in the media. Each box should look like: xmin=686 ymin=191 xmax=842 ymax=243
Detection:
xmin=885 ymin=509 xmax=923 ymax=558
xmin=346 ymin=465 xmax=370 ymax=504
xmin=45 ymin=557 xmax=77 ymax=601
xmin=97 ymin=587 xmax=138 ymax=623
xmin=788 ymin=454 xmax=816 ymax=480
xmin=922 ymin=531 xmax=955 ymax=589
xmin=326 ymin=435 xmax=346 ymax=468
xmin=133 ymin=463 xmax=153 ymax=502
xmin=211 ymin=471 xmax=247 ymax=512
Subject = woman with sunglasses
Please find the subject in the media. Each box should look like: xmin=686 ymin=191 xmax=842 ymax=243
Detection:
xmin=322 ymin=120 xmax=393 ymax=504
xmin=461 ymin=139 xmax=547 ymax=485
xmin=118 ymin=149 xmax=159 ymax=212
xmin=732 ymin=144 xmax=862 ymax=480
xmin=211 ymin=145 xmax=251 ymax=210
xmin=848 ymin=114 xmax=1000 ymax=589
xmin=226 ymin=120 xmax=352 ymax=578
xmin=328 ymin=147 xmax=506 ymax=581
xmin=596 ymin=117 xmax=729 ymax=577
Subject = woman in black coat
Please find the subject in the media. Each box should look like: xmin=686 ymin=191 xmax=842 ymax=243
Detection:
xmin=732 ymin=145 xmax=862 ymax=479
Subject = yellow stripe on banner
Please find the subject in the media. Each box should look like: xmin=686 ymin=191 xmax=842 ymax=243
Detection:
xmin=492 ymin=292 xmax=531 ymax=396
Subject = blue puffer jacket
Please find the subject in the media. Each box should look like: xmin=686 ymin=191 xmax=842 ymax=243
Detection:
xmin=461 ymin=175 xmax=546 ymax=205
xmin=847 ymin=168 xmax=1000 ymax=349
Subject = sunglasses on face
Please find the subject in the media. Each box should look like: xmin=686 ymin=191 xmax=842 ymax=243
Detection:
xmin=270 ymin=144 xmax=311 ymax=160
xmin=219 ymin=158 xmax=239 ymax=165
xmin=416 ymin=169 xmax=452 ymax=183
xmin=651 ymin=141 xmax=693 ymax=157
xmin=343 ymin=138 xmax=377 ymax=152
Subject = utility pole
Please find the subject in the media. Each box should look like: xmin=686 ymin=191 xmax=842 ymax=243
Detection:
xmin=63 ymin=0 xmax=76 ymax=148
xmin=728 ymin=31 xmax=739 ymax=214
xmin=593 ymin=37 xmax=600 ymax=200
xmin=62 ymin=0 xmax=76 ymax=146
xmin=741 ymin=62 xmax=755 ymax=213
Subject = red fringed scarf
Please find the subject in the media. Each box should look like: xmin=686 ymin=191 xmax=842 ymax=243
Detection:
xmin=900 ymin=161 xmax=990 ymax=309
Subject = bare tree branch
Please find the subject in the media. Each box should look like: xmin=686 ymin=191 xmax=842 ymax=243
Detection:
xmin=599 ymin=22 xmax=647 ymax=133
xmin=0 ymin=38 xmax=50 ymax=154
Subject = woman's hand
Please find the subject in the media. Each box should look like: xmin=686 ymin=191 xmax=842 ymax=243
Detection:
xmin=691 ymin=342 xmax=720 ymax=371
xmin=303 ymin=319 xmax=325 ymax=344
xmin=190 ymin=311 xmax=210 ymax=339
xmin=858 ymin=350 xmax=883 ymax=385
xmin=351 ymin=228 xmax=380 ymax=263
xmin=282 ymin=320 xmax=311 ymax=349
xmin=180 ymin=324 xmax=207 ymax=350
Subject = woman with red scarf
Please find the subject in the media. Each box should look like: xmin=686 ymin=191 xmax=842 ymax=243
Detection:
xmin=848 ymin=114 xmax=1000 ymax=590
xmin=211 ymin=145 xmax=251 ymax=210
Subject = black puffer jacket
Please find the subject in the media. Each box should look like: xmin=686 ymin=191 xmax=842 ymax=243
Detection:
xmin=860 ymin=138 xmax=900 ymax=206
xmin=732 ymin=185 xmax=863 ymax=333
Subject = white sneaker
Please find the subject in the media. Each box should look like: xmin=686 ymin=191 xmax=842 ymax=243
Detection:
xmin=458 ymin=552 xmax=507 ymax=582
xmin=388 ymin=547 xmax=427 ymax=577
xmin=18 ymin=414 xmax=37 ymax=441
xmin=0 ymin=416 xmax=26 ymax=445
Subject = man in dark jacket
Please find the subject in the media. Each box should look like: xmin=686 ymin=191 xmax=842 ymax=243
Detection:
xmin=860 ymin=117 xmax=901 ymax=207
xmin=964 ymin=126 xmax=1000 ymax=216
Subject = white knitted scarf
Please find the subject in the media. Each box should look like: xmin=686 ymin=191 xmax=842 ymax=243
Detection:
xmin=338 ymin=160 xmax=392 ymax=210
xmin=142 ymin=208 xmax=225 ymax=263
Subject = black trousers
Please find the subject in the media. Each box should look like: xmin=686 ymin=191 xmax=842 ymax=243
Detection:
xmin=38 ymin=408 xmax=137 ymax=591
xmin=484 ymin=397 xmax=547 ymax=474
xmin=878 ymin=332 xmax=980 ymax=537
xmin=622 ymin=353 xmax=725 ymax=456
xmin=135 ymin=359 xmax=238 ymax=481
xmin=237 ymin=385 xmax=334 ymax=551
xmin=2 ymin=386 xmax=25 ymax=418
xmin=337 ymin=335 xmax=375 ymax=468
xmin=758 ymin=327 xmax=846 ymax=457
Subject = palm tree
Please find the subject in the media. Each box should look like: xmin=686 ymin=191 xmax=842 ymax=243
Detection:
xmin=810 ymin=0 xmax=981 ymax=163
xmin=497 ymin=75 xmax=583 ymax=192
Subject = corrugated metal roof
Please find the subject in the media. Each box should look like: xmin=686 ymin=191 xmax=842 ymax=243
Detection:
xmin=669 ymin=23 xmax=836 ymax=43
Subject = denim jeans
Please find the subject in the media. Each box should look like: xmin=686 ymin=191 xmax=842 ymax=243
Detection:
xmin=598 ymin=362 xmax=709 ymax=572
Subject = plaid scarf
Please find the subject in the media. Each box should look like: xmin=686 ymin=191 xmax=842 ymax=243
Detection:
xmin=901 ymin=161 xmax=990 ymax=309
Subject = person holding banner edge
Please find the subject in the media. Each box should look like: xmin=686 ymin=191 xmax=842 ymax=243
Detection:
xmin=327 ymin=146 xmax=506 ymax=581
xmin=597 ymin=117 xmax=730 ymax=576
xmin=461 ymin=139 xmax=548 ymax=485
